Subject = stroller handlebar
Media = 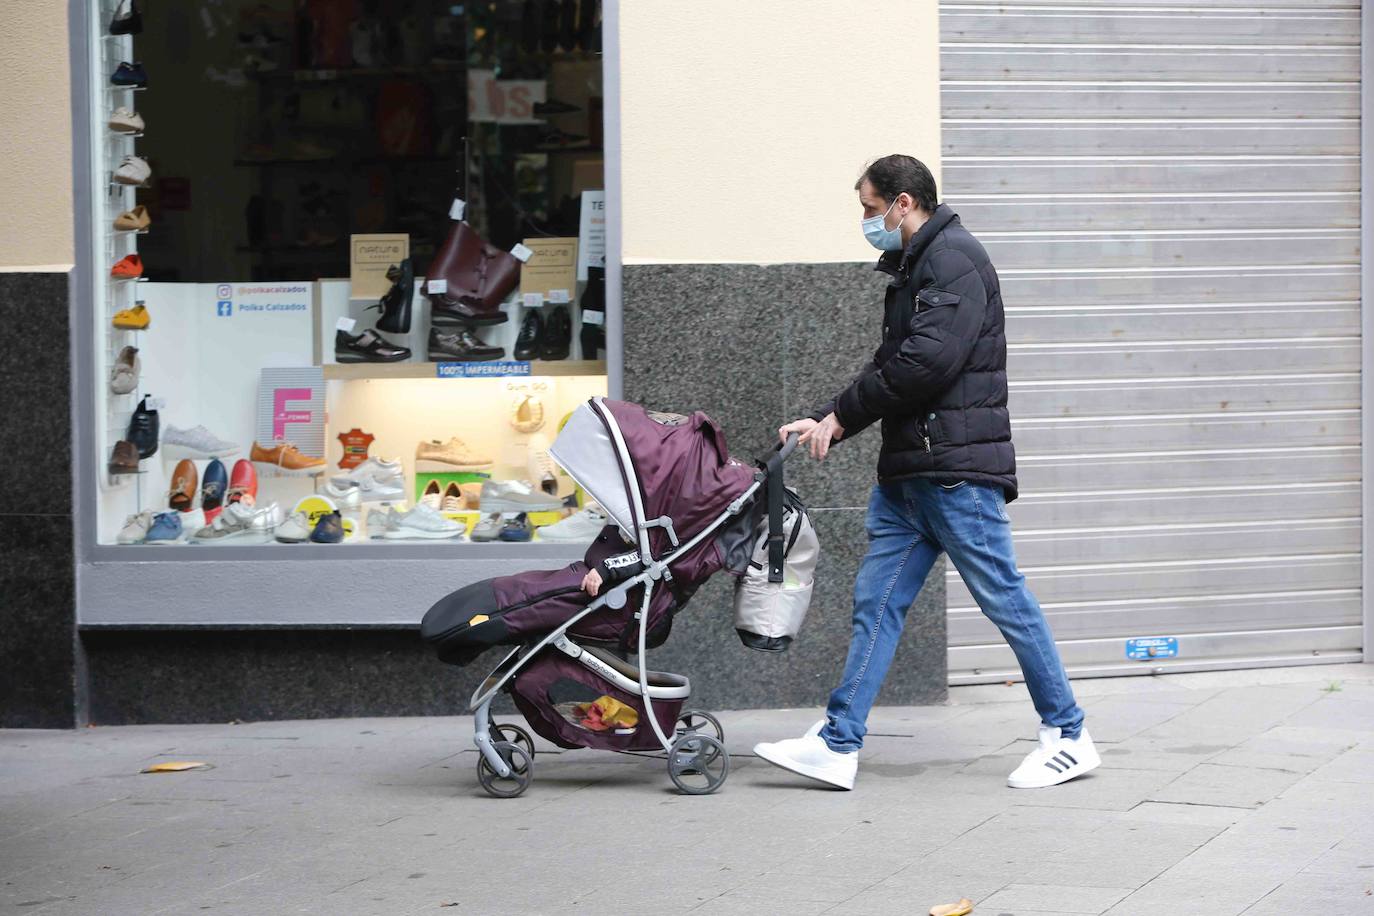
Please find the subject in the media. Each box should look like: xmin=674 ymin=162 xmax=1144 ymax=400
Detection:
xmin=777 ymin=431 xmax=801 ymax=462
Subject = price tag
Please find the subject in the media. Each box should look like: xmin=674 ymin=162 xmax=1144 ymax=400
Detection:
xmin=427 ymin=278 xmax=448 ymax=295
xmin=335 ymin=317 xmax=357 ymax=332
xmin=148 ymin=397 xmax=167 ymax=409
xmin=449 ymin=198 xmax=466 ymax=220
xmin=581 ymin=310 xmax=605 ymax=326
xmin=522 ymin=292 xmax=545 ymax=308
xmin=511 ymin=243 xmax=533 ymax=263
xmin=548 ymin=288 xmax=570 ymax=304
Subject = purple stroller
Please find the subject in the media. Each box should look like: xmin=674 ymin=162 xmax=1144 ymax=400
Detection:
xmin=421 ymin=397 xmax=803 ymax=796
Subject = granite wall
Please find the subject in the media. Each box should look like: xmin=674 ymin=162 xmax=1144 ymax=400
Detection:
xmin=0 ymin=272 xmax=78 ymax=728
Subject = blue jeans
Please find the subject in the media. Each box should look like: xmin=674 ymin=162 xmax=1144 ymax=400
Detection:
xmin=820 ymin=478 xmax=1084 ymax=753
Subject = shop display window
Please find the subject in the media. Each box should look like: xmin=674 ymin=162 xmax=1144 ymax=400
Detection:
xmin=89 ymin=0 xmax=611 ymax=550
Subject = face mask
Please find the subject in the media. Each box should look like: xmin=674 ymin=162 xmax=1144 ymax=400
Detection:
xmin=862 ymin=197 xmax=905 ymax=251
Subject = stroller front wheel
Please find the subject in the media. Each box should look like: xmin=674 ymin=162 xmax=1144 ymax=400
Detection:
xmin=675 ymin=709 xmax=724 ymax=743
xmin=493 ymin=723 xmax=535 ymax=760
xmin=668 ymin=734 xmax=729 ymax=795
xmin=476 ymin=741 xmax=533 ymax=798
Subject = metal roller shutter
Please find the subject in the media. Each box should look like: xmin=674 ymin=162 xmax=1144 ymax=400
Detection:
xmin=940 ymin=0 xmax=1364 ymax=681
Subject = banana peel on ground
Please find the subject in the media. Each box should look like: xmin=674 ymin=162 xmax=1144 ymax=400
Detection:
xmin=930 ymin=899 xmax=973 ymax=916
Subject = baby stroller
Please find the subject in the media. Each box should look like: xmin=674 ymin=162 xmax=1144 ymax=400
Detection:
xmin=420 ymin=397 xmax=807 ymax=797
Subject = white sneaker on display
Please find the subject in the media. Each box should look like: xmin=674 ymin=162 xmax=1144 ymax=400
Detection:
xmin=537 ymin=505 xmax=607 ymax=542
xmin=331 ymin=458 xmax=406 ymax=501
xmin=116 ymin=510 xmax=155 ymax=544
xmin=1006 ymin=726 xmax=1101 ymax=789
xmin=383 ymin=503 xmax=465 ymax=540
xmin=275 ymin=511 xmax=313 ymax=544
xmin=367 ymin=506 xmax=403 ymax=538
xmin=162 ymin=425 xmax=240 ymax=459
xmin=480 ymin=479 xmax=563 ymax=513
xmin=323 ymin=479 xmax=363 ymax=510
xmin=753 ymin=720 xmax=856 ymax=790
xmin=192 ymin=501 xmax=281 ymax=543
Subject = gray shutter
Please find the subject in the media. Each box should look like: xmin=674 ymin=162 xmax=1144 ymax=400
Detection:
xmin=941 ymin=0 xmax=1364 ymax=681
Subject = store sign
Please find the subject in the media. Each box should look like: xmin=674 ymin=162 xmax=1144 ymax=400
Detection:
xmin=467 ymin=69 xmax=546 ymax=124
xmin=257 ymin=367 xmax=325 ymax=458
xmin=577 ymin=191 xmax=605 ymax=280
xmin=436 ymin=361 xmax=532 ymax=378
xmin=217 ymin=283 xmax=311 ymax=317
xmin=349 ymin=234 xmax=409 ymax=300
xmin=520 ymin=237 xmax=578 ymax=304
xmin=1125 ymin=637 xmax=1178 ymax=661
xmin=336 ymin=428 xmax=375 ymax=470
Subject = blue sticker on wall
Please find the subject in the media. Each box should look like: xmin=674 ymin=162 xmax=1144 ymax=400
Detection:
xmin=435 ymin=361 xmax=532 ymax=378
xmin=1126 ymin=637 xmax=1178 ymax=661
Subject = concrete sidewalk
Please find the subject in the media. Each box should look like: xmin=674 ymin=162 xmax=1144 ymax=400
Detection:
xmin=3 ymin=664 xmax=1373 ymax=915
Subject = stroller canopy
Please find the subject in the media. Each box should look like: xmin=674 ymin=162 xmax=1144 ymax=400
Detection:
xmin=550 ymin=399 xmax=755 ymax=557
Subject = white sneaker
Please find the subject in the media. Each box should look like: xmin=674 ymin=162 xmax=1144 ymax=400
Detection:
xmin=331 ymin=458 xmax=405 ymax=501
xmin=367 ymin=506 xmax=403 ymax=538
xmin=112 ymin=155 xmax=151 ymax=186
xmin=440 ymin=482 xmax=464 ymax=513
xmin=116 ymin=510 xmax=155 ymax=544
xmin=162 ymin=425 xmax=239 ymax=459
xmin=753 ymin=720 xmax=856 ymax=790
xmin=537 ymin=505 xmax=607 ymax=542
xmin=1007 ymin=726 xmax=1101 ymax=789
xmin=108 ymin=106 xmax=144 ymax=133
xmin=384 ymin=503 xmax=465 ymax=540
xmin=192 ymin=501 xmax=280 ymax=543
xmin=275 ymin=511 xmax=313 ymax=544
xmin=480 ymin=479 xmax=563 ymax=513
xmin=323 ymin=479 xmax=363 ymax=509
xmin=420 ymin=480 xmax=442 ymax=509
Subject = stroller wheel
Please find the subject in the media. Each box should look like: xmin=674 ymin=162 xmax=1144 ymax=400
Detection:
xmin=668 ymin=733 xmax=729 ymax=795
xmin=675 ymin=709 xmax=724 ymax=743
xmin=477 ymin=741 xmax=533 ymax=798
xmin=493 ymin=723 xmax=535 ymax=760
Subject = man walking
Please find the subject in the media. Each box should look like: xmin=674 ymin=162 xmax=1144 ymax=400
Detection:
xmin=754 ymin=154 xmax=1098 ymax=790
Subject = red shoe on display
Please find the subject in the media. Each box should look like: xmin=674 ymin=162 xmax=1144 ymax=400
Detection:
xmin=228 ymin=459 xmax=258 ymax=507
xmin=110 ymin=254 xmax=144 ymax=279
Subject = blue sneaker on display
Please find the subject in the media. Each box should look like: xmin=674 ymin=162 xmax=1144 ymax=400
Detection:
xmin=144 ymin=511 xmax=183 ymax=545
xmin=309 ymin=511 xmax=344 ymax=544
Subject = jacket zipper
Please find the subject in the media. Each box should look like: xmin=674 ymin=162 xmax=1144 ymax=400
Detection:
xmin=920 ymin=412 xmax=937 ymax=453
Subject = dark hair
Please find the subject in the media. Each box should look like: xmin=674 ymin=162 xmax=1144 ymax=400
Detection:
xmin=855 ymin=154 xmax=938 ymax=214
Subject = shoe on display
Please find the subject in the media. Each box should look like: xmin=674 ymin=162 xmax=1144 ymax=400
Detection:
xmin=331 ymin=457 xmax=405 ymax=501
xmin=110 ymin=254 xmax=144 ymax=279
xmin=144 ymin=511 xmax=185 ymax=545
xmin=541 ymin=305 xmax=572 ymax=361
xmin=537 ymin=504 xmax=607 ymax=543
xmin=470 ymin=512 xmax=504 ymax=543
xmin=125 ymin=395 xmax=159 ymax=459
xmin=427 ymin=327 xmax=505 ymax=362
xmin=108 ymin=107 xmax=144 ymax=134
xmin=335 ymin=328 xmax=411 ymax=363
xmin=110 ymin=0 xmax=142 ymax=35
xmin=511 ymin=394 xmax=545 ymax=433
xmin=440 ymin=482 xmax=464 ymax=513
xmin=112 ymin=155 xmax=151 ymax=185
xmin=480 ymin=479 xmax=564 ymax=513
xmin=251 ymin=441 xmax=327 ymax=476
xmin=335 ymin=456 xmax=404 ymax=483
xmin=430 ymin=300 xmax=510 ymax=328
xmin=309 ymin=511 xmax=345 ymax=544
xmin=367 ymin=505 xmax=403 ymax=538
xmin=168 ymin=458 xmax=198 ymax=511
xmin=116 ymin=510 xmax=155 ymax=544
xmin=533 ymin=97 xmax=582 ymax=117
xmin=498 ymin=513 xmax=534 ymax=542
xmin=162 ymin=425 xmax=239 ymax=459
xmin=108 ymin=439 xmax=140 ymax=475
xmin=460 ymin=482 xmax=482 ymax=510
xmin=383 ymin=503 xmax=465 ymax=540
xmin=513 ymin=310 xmax=544 ymax=361
xmin=1006 ymin=726 xmax=1102 ymax=789
xmin=109 ymin=345 xmax=140 ymax=395
xmin=192 ymin=500 xmax=281 ymax=544
xmin=754 ymin=720 xmax=857 ymax=790
xmin=323 ymin=478 xmax=363 ymax=510
xmin=420 ymin=479 xmax=443 ymax=509
xmin=111 ymin=301 xmax=149 ymax=329
xmin=415 ymin=437 xmax=493 ymax=472
xmin=200 ymin=458 xmax=228 ymax=523
xmin=370 ymin=258 xmax=413 ymax=334
xmin=528 ymin=433 xmax=560 ymax=495
xmin=228 ymin=458 xmax=257 ymax=506
xmin=275 ymin=511 xmax=314 ymax=544
xmin=113 ymin=205 xmax=150 ymax=231
xmin=110 ymin=61 xmax=148 ymax=87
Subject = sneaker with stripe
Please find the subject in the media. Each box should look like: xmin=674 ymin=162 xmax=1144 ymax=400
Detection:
xmin=1007 ymin=725 xmax=1100 ymax=789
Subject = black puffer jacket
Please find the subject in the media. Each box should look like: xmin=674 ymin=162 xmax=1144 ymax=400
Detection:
xmin=813 ymin=204 xmax=1017 ymax=500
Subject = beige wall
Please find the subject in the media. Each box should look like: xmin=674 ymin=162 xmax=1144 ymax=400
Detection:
xmin=0 ymin=2 xmax=74 ymax=271
xmin=618 ymin=0 xmax=940 ymax=266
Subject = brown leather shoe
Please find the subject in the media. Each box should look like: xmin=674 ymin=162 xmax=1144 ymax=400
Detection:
xmin=168 ymin=459 xmax=198 ymax=511
xmin=250 ymin=441 xmax=326 ymax=476
xmin=113 ymin=205 xmax=151 ymax=231
xmin=109 ymin=440 xmax=140 ymax=475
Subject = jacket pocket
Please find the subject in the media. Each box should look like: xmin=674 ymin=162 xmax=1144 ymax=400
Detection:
xmin=916 ymin=286 xmax=961 ymax=313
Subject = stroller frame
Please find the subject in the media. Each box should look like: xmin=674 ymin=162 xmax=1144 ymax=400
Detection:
xmin=467 ymin=397 xmax=798 ymax=796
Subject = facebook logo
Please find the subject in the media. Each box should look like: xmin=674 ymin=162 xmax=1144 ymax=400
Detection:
xmin=216 ymin=300 xmax=233 ymax=317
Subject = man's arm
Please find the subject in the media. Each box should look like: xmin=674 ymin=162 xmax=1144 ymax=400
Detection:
xmin=833 ymin=250 xmax=988 ymax=432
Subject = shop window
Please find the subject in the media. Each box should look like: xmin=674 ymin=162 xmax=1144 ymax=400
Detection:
xmin=91 ymin=0 xmax=611 ymax=550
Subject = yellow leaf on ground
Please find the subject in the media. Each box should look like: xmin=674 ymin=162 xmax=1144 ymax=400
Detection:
xmin=930 ymin=899 xmax=973 ymax=916
xmin=141 ymin=761 xmax=211 ymax=773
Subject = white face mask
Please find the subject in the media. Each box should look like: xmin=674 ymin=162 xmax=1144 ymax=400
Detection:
xmin=861 ymin=196 xmax=905 ymax=251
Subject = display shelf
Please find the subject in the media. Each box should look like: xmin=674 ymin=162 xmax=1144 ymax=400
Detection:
xmin=323 ymin=359 xmax=606 ymax=381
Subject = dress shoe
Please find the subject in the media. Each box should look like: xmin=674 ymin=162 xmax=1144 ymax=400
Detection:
xmin=427 ymin=327 xmax=504 ymax=362
xmin=112 ymin=302 xmax=149 ymax=329
xmin=430 ymin=299 xmax=509 ymax=327
xmin=200 ymin=458 xmax=228 ymax=523
xmin=113 ymin=205 xmax=150 ymax=231
xmin=513 ymin=310 xmax=543 ymax=360
xmin=309 ymin=511 xmax=345 ymax=544
xmin=110 ymin=0 xmax=142 ymax=35
xmin=125 ymin=395 xmax=159 ymax=458
xmin=371 ymin=258 xmax=413 ymax=334
xmin=168 ymin=459 xmax=198 ymax=510
xmin=108 ymin=440 xmax=140 ymax=475
xmin=541 ymin=305 xmax=571 ymax=360
xmin=250 ymin=441 xmax=326 ymax=476
xmin=335 ymin=328 xmax=411 ymax=363
xmin=228 ymin=459 xmax=258 ymax=506
xmin=111 ymin=61 xmax=148 ymax=87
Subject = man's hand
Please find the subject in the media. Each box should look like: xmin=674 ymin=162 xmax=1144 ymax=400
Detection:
xmin=581 ymin=568 xmax=603 ymax=597
xmin=780 ymin=414 xmax=846 ymax=461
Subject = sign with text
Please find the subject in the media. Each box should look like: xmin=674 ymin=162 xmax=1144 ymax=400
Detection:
xmin=436 ymin=361 xmax=532 ymax=378
xmin=467 ymin=69 xmax=546 ymax=124
xmin=256 ymin=367 xmax=325 ymax=458
xmin=349 ymin=234 xmax=409 ymax=300
xmin=1125 ymin=637 xmax=1179 ymax=661
xmin=520 ymin=237 xmax=578 ymax=304
xmin=577 ymin=190 xmax=605 ymax=280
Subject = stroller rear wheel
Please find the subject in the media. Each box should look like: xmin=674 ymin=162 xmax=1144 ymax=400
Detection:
xmin=668 ymin=733 xmax=729 ymax=795
xmin=493 ymin=722 xmax=535 ymax=760
xmin=476 ymin=741 xmax=533 ymax=798
xmin=675 ymin=709 xmax=724 ymax=743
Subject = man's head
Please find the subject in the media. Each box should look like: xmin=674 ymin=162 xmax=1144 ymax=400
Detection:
xmin=855 ymin=154 xmax=938 ymax=251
